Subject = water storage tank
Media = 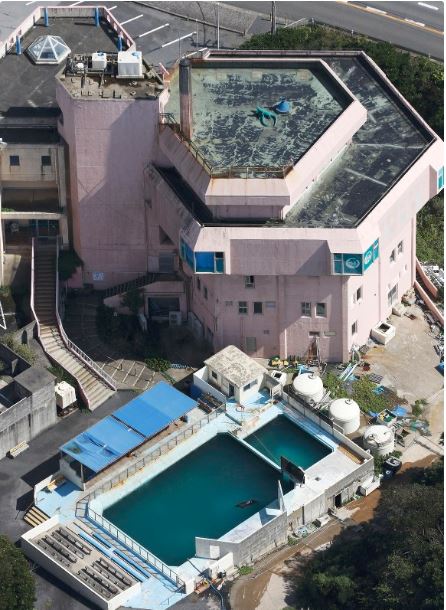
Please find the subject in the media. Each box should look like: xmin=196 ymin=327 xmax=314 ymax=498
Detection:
xmin=292 ymin=373 xmax=324 ymax=404
xmin=363 ymin=425 xmax=395 ymax=457
xmin=329 ymin=398 xmax=360 ymax=435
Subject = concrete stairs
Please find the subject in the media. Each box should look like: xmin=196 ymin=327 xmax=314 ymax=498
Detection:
xmin=23 ymin=505 xmax=49 ymax=528
xmin=34 ymin=247 xmax=115 ymax=410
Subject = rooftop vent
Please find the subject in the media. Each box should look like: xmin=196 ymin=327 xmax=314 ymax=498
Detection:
xmin=27 ymin=35 xmax=71 ymax=65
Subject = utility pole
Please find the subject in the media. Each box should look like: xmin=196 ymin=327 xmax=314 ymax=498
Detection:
xmin=271 ymin=1 xmax=277 ymax=35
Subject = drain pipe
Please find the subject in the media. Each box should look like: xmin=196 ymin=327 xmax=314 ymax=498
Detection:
xmin=179 ymin=58 xmax=192 ymax=140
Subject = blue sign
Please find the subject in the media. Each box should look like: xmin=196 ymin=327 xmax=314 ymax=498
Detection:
xmin=363 ymin=239 xmax=379 ymax=272
xmin=333 ymin=239 xmax=379 ymax=276
xmin=438 ymin=167 xmax=444 ymax=192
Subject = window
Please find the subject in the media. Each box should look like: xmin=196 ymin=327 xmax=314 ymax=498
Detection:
xmin=9 ymin=155 xmax=19 ymax=166
xmin=41 ymin=155 xmax=51 ymax=166
xmin=204 ymin=286 xmax=208 ymax=300
xmin=245 ymin=337 xmax=257 ymax=354
xmin=225 ymin=300 xmax=233 ymax=307
xmin=301 ymin=302 xmax=311 ymax=317
xmin=196 ymin=277 xmax=201 ymax=291
xmin=351 ymin=321 xmax=358 ymax=336
xmin=211 ymin=371 xmax=217 ymax=380
xmin=388 ymin=284 xmax=398 ymax=306
xmin=263 ymin=330 xmax=270 ymax=335
xmin=389 ymin=249 xmax=396 ymax=263
xmin=309 ymin=331 xmax=320 ymax=338
xmin=238 ymin=301 xmax=248 ymax=314
xmin=245 ymin=276 xmax=255 ymax=288
xmin=195 ymin=251 xmax=224 ymax=273
xmin=397 ymin=241 xmax=403 ymax=255
xmin=265 ymin=301 xmax=276 ymax=309
xmin=353 ymin=286 xmax=363 ymax=304
xmin=316 ymin=303 xmax=326 ymax=317
xmin=253 ymin=302 xmax=263 ymax=315
xmin=438 ymin=166 xmax=444 ymax=191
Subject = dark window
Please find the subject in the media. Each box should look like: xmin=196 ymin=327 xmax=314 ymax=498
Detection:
xmin=196 ymin=277 xmax=201 ymax=291
xmin=204 ymin=286 xmax=208 ymax=300
xmin=41 ymin=155 xmax=51 ymax=166
xmin=253 ymin=302 xmax=263 ymax=314
xmin=351 ymin=321 xmax=358 ymax=335
xmin=316 ymin=303 xmax=326 ymax=317
xmin=211 ymin=371 xmax=217 ymax=380
xmin=9 ymin=155 xmax=20 ymax=166
xmin=301 ymin=302 xmax=311 ymax=317
xmin=245 ymin=276 xmax=255 ymax=288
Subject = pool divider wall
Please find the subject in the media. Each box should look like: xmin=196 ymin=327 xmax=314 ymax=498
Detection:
xmin=195 ymin=509 xmax=288 ymax=567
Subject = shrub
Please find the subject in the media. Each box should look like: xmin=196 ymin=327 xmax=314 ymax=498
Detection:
xmin=145 ymin=356 xmax=170 ymax=372
xmin=58 ymin=249 xmax=83 ymax=281
xmin=238 ymin=565 xmax=253 ymax=576
xmin=1 ymin=335 xmax=36 ymax=364
xmin=351 ymin=375 xmax=390 ymax=413
xmin=0 ymin=534 xmax=35 ymax=610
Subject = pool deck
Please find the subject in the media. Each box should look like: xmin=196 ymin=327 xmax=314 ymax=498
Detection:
xmin=32 ymin=399 xmax=365 ymax=609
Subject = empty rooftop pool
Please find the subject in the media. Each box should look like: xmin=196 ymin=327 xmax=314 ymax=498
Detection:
xmin=103 ymin=434 xmax=291 ymax=566
xmin=245 ymin=415 xmax=331 ymax=469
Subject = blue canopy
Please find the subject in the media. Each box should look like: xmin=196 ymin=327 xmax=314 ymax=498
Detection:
xmin=61 ymin=416 xmax=145 ymax=473
xmin=390 ymin=405 xmax=408 ymax=418
xmin=113 ymin=381 xmax=197 ymax=437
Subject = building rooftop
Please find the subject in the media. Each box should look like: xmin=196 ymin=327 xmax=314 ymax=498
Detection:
xmin=204 ymin=345 xmax=266 ymax=388
xmin=163 ymin=52 xmax=434 ymax=229
xmin=166 ymin=59 xmax=350 ymax=174
xmin=0 ymin=17 xmax=119 ymax=114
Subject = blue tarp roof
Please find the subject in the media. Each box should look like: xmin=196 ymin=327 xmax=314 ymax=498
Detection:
xmin=60 ymin=416 xmax=145 ymax=473
xmin=60 ymin=382 xmax=197 ymax=475
xmin=113 ymin=381 xmax=197 ymax=437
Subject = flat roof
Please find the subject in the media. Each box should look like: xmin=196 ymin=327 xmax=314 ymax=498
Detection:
xmin=0 ymin=17 xmax=118 ymax=114
xmin=60 ymin=382 xmax=197 ymax=474
xmin=166 ymin=60 xmax=349 ymax=172
xmin=162 ymin=52 xmax=433 ymax=229
xmin=113 ymin=381 xmax=196 ymax=437
xmin=205 ymin=345 xmax=266 ymax=388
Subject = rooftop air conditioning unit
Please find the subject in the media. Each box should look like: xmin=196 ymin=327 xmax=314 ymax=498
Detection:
xmin=117 ymin=50 xmax=143 ymax=78
xmin=92 ymin=52 xmax=107 ymax=70
xmin=169 ymin=311 xmax=182 ymax=327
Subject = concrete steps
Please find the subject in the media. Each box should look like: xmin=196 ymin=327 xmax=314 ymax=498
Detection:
xmin=24 ymin=505 xmax=49 ymax=528
xmin=33 ymin=247 xmax=115 ymax=410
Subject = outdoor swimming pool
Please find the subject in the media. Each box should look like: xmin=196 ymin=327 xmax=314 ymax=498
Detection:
xmin=104 ymin=433 xmax=291 ymax=566
xmin=245 ymin=415 xmax=331 ymax=468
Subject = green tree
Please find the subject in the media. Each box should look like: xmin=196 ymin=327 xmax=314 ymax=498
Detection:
xmin=0 ymin=535 xmax=35 ymax=610
xmin=121 ymin=288 xmax=144 ymax=316
xmin=291 ymin=459 xmax=444 ymax=610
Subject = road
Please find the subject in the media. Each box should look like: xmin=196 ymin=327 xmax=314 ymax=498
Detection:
xmin=226 ymin=0 xmax=444 ymax=59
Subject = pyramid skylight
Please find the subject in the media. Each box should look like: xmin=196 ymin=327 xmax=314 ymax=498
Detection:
xmin=27 ymin=35 xmax=71 ymax=65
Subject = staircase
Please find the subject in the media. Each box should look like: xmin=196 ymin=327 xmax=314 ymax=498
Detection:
xmin=23 ymin=505 xmax=49 ymax=528
xmin=33 ymin=245 xmax=115 ymax=410
xmin=104 ymin=273 xmax=155 ymax=299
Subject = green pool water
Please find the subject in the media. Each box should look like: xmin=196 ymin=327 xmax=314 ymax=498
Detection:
xmin=104 ymin=434 xmax=291 ymax=566
xmin=245 ymin=415 xmax=331 ymax=469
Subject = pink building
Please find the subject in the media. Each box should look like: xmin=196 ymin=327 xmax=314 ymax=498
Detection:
xmin=41 ymin=50 xmax=446 ymax=363
xmin=0 ymin=11 xmax=443 ymax=363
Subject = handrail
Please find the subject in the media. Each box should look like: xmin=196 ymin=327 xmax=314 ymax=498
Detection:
xmin=55 ymin=240 xmax=117 ymax=392
xmin=159 ymin=113 xmax=294 ymax=179
xmin=85 ymin=505 xmax=185 ymax=590
xmin=30 ymin=238 xmax=39 ymax=338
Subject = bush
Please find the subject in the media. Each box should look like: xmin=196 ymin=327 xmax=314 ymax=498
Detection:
xmin=58 ymin=249 xmax=82 ymax=281
xmin=351 ymin=376 xmax=390 ymax=413
xmin=1 ymin=335 xmax=36 ymax=365
xmin=145 ymin=356 xmax=170 ymax=372
xmin=324 ymin=371 xmax=349 ymax=400
xmin=121 ymin=288 xmax=144 ymax=316
xmin=47 ymin=365 xmax=76 ymax=387
xmin=0 ymin=535 xmax=35 ymax=610
xmin=416 ymin=194 xmax=444 ymax=267
xmin=412 ymin=399 xmax=427 ymax=418
xmin=238 ymin=565 xmax=254 ymax=576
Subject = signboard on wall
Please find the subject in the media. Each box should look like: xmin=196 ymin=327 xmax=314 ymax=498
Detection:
xmin=92 ymin=272 xmax=105 ymax=281
xmin=333 ymin=239 xmax=379 ymax=276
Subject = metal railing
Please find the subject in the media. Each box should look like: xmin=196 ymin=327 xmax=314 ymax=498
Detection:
xmin=30 ymin=238 xmax=40 ymax=338
xmin=104 ymin=272 xmax=156 ymax=299
xmin=55 ymin=241 xmax=117 ymax=392
xmin=159 ymin=113 xmax=294 ymax=179
xmin=85 ymin=505 xmax=185 ymax=590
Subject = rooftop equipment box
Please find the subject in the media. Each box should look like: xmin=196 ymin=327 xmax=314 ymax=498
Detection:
xmin=117 ymin=51 xmax=143 ymax=78
xmin=55 ymin=381 xmax=76 ymax=409
xmin=92 ymin=52 xmax=107 ymax=70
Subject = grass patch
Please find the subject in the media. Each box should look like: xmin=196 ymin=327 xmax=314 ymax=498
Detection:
xmin=238 ymin=565 xmax=254 ymax=576
xmin=1 ymin=334 xmax=36 ymax=364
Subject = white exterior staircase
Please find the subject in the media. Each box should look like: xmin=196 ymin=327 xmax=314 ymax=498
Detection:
xmin=32 ymin=243 xmax=116 ymax=410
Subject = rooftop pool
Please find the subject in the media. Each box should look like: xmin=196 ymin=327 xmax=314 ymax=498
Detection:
xmin=103 ymin=433 xmax=291 ymax=566
xmin=245 ymin=415 xmax=331 ymax=469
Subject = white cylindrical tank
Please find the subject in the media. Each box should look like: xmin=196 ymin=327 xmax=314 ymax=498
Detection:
xmin=363 ymin=425 xmax=395 ymax=457
xmin=329 ymin=398 xmax=361 ymax=434
xmin=292 ymin=373 xmax=324 ymax=404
